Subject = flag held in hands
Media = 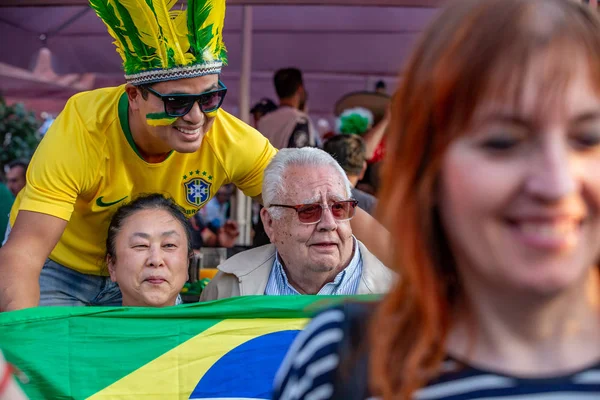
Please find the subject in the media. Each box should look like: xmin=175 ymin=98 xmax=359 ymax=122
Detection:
xmin=0 ymin=295 xmax=372 ymax=400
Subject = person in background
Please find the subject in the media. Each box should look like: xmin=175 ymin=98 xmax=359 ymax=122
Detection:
xmin=250 ymin=98 xmax=278 ymax=129
xmin=0 ymin=183 xmax=13 ymax=248
xmin=4 ymin=160 xmax=28 ymax=197
xmin=189 ymin=214 xmax=239 ymax=249
xmin=106 ymin=194 xmax=190 ymax=307
xmin=248 ymin=98 xmax=278 ymax=247
xmin=355 ymin=105 xmax=390 ymax=196
xmin=257 ymin=68 xmax=318 ymax=149
xmin=333 ymin=94 xmax=390 ymax=196
xmin=200 ymin=148 xmax=393 ymax=301
xmin=192 ymin=184 xmax=239 ymax=248
xmin=323 ymin=134 xmax=377 ymax=215
xmin=198 ymin=184 xmax=234 ymax=229
xmin=328 ymin=106 xmax=384 ymax=201
xmin=1 ymin=160 xmax=28 ymax=246
xmin=374 ymin=80 xmax=387 ymax=95
xmin=274 ymin=0 xmax=600 ymax=399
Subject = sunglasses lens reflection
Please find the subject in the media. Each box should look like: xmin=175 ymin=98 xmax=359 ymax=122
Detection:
xmin=165 ymin=97 xmax=195 ymax=117
xmin=200 ymin=91 xmax=225 ymax=113
xmin=163 ymin=90 xmax=225 ymax=116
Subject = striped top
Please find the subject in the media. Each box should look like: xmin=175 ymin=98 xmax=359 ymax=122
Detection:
xmin=272 ymin=307 xmax=600 ymax=400
xmin=264 ymin=237 xmax=363 ymax=296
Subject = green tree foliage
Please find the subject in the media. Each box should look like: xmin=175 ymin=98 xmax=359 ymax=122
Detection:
xmin=0 ymin=96 xmax=41 ymax=174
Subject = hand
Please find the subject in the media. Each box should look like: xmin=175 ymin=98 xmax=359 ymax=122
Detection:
xmin=217 ymin=220 xmax=240 ymax=248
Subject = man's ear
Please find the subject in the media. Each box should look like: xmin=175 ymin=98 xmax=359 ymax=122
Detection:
xmin=260 ymin=207 xmax=275 ymax=243
xmin=107 ymin=255 xmax=118 ymax=283
xmin=125 ymin=84 xmax=142 ymax=111
xmin=358 ymin=161 xmax=368 ymax=181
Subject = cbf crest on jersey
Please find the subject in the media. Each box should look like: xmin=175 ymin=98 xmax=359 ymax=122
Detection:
xmin=184 ymin=176 xmax=212 ymax=207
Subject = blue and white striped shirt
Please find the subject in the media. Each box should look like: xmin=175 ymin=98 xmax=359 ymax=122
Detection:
xmin=264 ymin=237 xmax=363 ymax=295
xmin=273 ymin=306 xmax=600 ymax=400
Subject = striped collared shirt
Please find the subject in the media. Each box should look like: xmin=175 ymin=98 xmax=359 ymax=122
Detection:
xmin=264 ymin=237 xmax=362 ymax=295
xmin=273 ymin=306 xmax=600 ymax=400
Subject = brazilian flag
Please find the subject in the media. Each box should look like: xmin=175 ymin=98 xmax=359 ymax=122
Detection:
xmin=0 ymin=295 xmax=367 ymax=399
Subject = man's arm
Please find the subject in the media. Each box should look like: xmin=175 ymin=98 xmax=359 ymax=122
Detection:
xmin=351 ymin=207 xmax=392 ymax=267
xmin=0 ymin=211 xmax=67 ymax=311
xmin=362 ymin=107 xmax=390 ymax=160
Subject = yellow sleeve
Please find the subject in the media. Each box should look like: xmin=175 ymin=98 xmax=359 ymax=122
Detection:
xmin=19 ymin=96 xmax=102 ymax=221
xmin=232 ymin=130 xmax=277 ymax=198
xmin=212 ymin=112 xmax=277 ymax=198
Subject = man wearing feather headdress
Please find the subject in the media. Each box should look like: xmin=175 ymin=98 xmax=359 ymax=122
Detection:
xmin=0 ymin=0 xmax=278 ymax=310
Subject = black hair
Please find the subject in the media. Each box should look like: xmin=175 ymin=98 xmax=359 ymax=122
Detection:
xmin=375 ymin=80 xmax=386 ymax=90
xmin=105 ymin=193 xmax=193 ymax=261
xmin=136 ymin=85 xmax=150 ymax=101
xmin=250 ymin=98 xmax=278 ymax=115
xmin=7 ymin=159 xmax=29 ymax=172
xmin=273 ymin=68 xmax=303 ymax=99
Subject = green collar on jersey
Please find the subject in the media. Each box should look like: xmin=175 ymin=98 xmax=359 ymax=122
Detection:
xmin=118 ymin=92 xmax=174 ymax=163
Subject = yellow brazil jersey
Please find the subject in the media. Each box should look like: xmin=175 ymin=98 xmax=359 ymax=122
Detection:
xmin=11 ymin=85 xmax=276 ymax=275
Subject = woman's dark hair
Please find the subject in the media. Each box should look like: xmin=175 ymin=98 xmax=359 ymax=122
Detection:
xmin=105 ymin=193 xmax=193 ymax=260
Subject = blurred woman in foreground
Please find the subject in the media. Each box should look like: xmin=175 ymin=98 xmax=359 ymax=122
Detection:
xmin=273 ymin=0 xmax=600 ymax=398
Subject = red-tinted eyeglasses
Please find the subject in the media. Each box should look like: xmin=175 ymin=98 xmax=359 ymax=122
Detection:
xmin=269 ymin=200 xmax=359 ymax=225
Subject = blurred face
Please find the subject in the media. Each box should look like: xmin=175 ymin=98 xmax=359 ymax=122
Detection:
xmin=439 ymin=59 xmax=600 ymax=297
xmin=6 ymin=166 xmax=26 ymax=196
xmin=131 ymin=74 xmax=219 ymax=154
xmin=262 ymin=165 xmax=354 ymax=276
xmin=216 ymin=187 xmax=232 ymax=204
xmin=108 ymin=209 xmax=189 ymax=307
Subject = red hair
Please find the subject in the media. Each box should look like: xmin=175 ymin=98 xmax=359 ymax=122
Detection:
xmin=370 ymin=0 xmax=600 ymax=398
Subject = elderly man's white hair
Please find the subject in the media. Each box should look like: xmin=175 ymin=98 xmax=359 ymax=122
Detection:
xmin=263 ymin=147 xmax=353 ymax=218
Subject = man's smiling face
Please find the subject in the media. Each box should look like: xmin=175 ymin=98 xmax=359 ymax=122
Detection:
xmin=134 ymin=74 xmax=220 ymax=154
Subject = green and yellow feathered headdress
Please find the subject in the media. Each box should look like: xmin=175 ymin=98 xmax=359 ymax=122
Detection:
xmin=90 ymin=0 xmax=228 ymax=85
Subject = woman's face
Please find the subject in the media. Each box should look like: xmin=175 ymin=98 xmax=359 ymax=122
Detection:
xmin=108 ymin=209 xmax=189 ymax=307
xmin=439 ymin=60 xmax=600 ymax=297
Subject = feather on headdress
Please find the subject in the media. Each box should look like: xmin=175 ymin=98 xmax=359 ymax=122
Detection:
xmin=89 ymin=0 xmax=227 ymax=85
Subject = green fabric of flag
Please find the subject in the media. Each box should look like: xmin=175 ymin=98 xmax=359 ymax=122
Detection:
xmin=0 ymin=295 xmax=377 ymax=399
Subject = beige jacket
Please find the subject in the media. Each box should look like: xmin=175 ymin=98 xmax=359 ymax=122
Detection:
xmin=199 ymin=240 xmax=394 ymax=301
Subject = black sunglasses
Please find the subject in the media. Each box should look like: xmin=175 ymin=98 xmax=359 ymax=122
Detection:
xmin=143 ymin=80 xmax=227 ymax=117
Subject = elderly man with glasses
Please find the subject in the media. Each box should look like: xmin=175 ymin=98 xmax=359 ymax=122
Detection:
xmin=200 ymin=148 xmax=394 ymax=300
xmin=0 ymin=0 xmax=278 ymax=311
